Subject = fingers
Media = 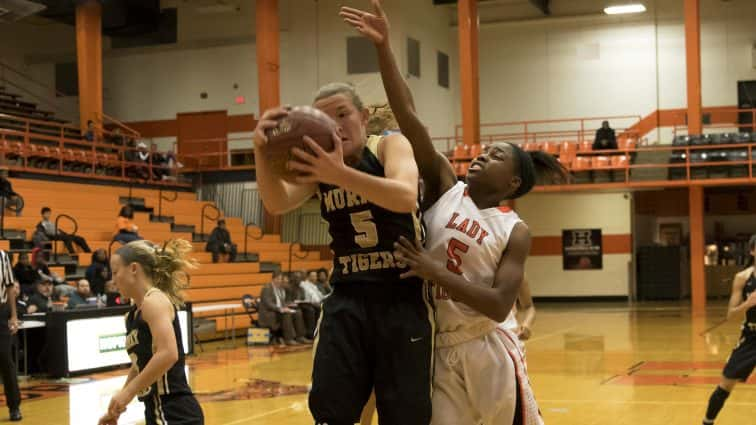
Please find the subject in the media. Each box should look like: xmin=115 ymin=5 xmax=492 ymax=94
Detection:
xmin=370 ymin=0 xmax=385 ymax=17
xmin=400 ymin=270 xmax=418 ymax=279
xmin=260 ymin=107 xmax=290 ymax=121
xmin=293 ymin=174 xmax=318 ymax=184
xmin=340 ymin=6 xmax=368 ymax=17
xmin=302 ymin=136 xmax=328 ymax=157
xmin=398 ymin=236 xmax=418 ymax=252
xmin=290 ymin=145 xmax=317 ymax=165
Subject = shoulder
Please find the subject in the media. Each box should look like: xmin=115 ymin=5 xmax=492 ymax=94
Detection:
xmin=141 ymin=291 xmax=174 ymax=322
xmin=374 ymin=133 xmax=413 ymax=163
xmin=736 ymin=268 xmax=753 ymax=282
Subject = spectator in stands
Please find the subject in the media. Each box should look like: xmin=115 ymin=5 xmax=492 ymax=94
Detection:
xmin=27 ymin=279 xmax=53 ymax=313
xmin=113 ymin=205 xmax=142 ymax=244
xmin=84 ymin=120 xmax=95 ymax=142
xmin=104 ymin=279 xmax=126 ymax=307
xmin=593 ymin=120 xmax=618 ymax=150
xmin=316 ymin=268 xmax=332 ymax=296
xmin=66 ymin=279 xmax=92 ymax=309
xmin=0 ymin=168 xmax=23 ymax=217
xmin=33 ymin=252 xmax=74 ymax=298
xmin=34 ymin=207 xmax=91 ymax=254
xmin=12 ymin=282 xmax=28 ymax=316
xmin=206 ymin=219 xmax=237 ymax=263
xmin=299 ymin=270 xmax=324 ymax=339
xmin=109 ymin=128 xmax=125 ymax=147
xmin=258 ymin=270 xmax=310 ymax=346
xmin=85 ymin=249 xmax=110 ymax=296
xmin=13 ymin=253 xmax=36 ymax=296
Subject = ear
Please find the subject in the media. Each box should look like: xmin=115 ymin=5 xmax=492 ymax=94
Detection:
xmin=360 ymin=108 xmax=370 ymax=127
xmin=510 ymin=175 xmax=522 ymax=194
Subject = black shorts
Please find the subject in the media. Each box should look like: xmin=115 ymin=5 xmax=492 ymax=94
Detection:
xmin=309 ymin=281 xmax=434 ymax=425
xmin=723 ymin=331 xmax=756 ymax=381
xmin=143 ymin=393 xmax=204 ymax=425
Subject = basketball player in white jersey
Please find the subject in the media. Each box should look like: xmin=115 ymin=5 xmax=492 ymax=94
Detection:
xmin=342 ymin=2 xmax=567 ymax=423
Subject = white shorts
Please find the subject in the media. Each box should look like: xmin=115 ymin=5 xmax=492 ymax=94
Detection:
xmin=432 ymin=327 xmax=543 ymax=425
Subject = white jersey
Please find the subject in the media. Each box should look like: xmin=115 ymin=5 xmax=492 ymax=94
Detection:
xmin=424 ymin=182 xmax=522 ymax=337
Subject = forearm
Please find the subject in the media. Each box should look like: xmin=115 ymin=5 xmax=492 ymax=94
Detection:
xmin=123 ymin=350 xmax=177 ymax=398
xmin=518 ymin=305 xmax=535 ymax=329
xmin=432 ymin=270 xmax=517 ymax=323
xmin=376 ymin=41 xmax=416 ymax=118
xmin=337 ymin=166 xmax=416 ymax=213
xmin=7 ymin=288 xmax=16 ymax=319
xmin=727 ymin=302 xmax=753 ymax=321
xmin=123 ymin=364 xmax=139 ymax=388
xmin=254 ymin=146 xmax=287 ymax=213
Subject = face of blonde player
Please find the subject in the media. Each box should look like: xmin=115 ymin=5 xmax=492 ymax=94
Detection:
xmin=313 ymin=93 xmax=369 ymax=166
xmin=110 ymin=254 xmax=141 ymax=300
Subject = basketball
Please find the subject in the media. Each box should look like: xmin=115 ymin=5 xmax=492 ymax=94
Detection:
xmin=262 ymin=106 xmax=338 ymax=181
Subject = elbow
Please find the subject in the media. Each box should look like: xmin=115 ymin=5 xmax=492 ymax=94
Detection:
xmin=396 ymin=196 xmax=417 ymax=214
xmin=164 ymin=349 xmax=179 ymax=365
xmin=491 ymin=308 xmax=510 ymax=323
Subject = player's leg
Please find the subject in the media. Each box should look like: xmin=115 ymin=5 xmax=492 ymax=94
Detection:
xmin=372 ymin=283 xmax=433 ymax=425
xmin=430 ymin=345 xmax=477 ymax=425
xmin=703 ymin=378 xmax=737 ymax=425
xmin=309 ymin=287 xmax=372 ymax=425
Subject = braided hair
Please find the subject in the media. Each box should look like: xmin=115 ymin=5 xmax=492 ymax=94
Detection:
xmin=116 ymin=239 xmax=197 ymax=306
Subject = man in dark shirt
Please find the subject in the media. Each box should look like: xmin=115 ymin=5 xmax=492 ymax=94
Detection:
xmin=0 ymin=168 xmax=22 ymax=217
xmin=85 ymin=249 xmax=110 ymax=296
xmin=34 ymin=207 xmax=91 ymax=253
xmin=593 ymin=120 xmax=618 ymax=150
xmin=206 ymin=219 xmax=237 ymax=263
xmin=12 ymin=254 xmax=36 ymax=296
xmin=27 ymin=279 xmax=53 ymax=314
xmin=83 ymin=120 xmax=95 ymax=142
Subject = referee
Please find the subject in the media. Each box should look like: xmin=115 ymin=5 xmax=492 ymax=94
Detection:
xmin=0 ymin=250 xmax=21 ymax=421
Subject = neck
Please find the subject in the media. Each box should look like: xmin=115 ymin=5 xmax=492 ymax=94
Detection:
xmin=467 ymin=183 xmax=504 ymax=210
xmin=132 ymin=282 xmax=154 ymax=308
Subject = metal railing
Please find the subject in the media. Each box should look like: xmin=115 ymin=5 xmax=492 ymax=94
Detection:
xmin=199 ymin=204 xmax=221 ymax=242
xmin=286 ymin=212 xmax=321 ymax=273
xmin=156 ymin=189 xmax=178 ymax=220
xmin=242 ymin=223 xmax=264 ymax=260
xmin=52 ymin=214 xmax=78 ymax=263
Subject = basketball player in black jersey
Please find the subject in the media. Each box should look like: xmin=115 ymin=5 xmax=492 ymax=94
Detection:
xmin=99 ymin=239 xmax=203 ymax=425
xmin=702 ymin=234 xmax=756 ymax=424
xmin=254 ymin=86 xmax=433 ymax=424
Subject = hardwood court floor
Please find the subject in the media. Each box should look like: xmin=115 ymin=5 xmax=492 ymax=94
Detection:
xmin=8 ymin=301 xmax=755 ymax=425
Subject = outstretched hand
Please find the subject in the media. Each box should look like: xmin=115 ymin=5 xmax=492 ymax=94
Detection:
xmin=340 ymin=0 xmax=389 ymax=45
xmin=394 ymin=236 xmax=444 ymax=281
xmin=287 ymin=133 xmax=347 ymax=185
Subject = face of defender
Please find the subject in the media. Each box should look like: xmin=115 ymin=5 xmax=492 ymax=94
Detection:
xmin=313 ymin=93 xmax=369 ymax=165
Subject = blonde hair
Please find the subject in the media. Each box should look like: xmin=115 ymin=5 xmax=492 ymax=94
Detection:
xmin=366 ymin=104 xmax=398 ymax=135
xmin=116 ymin=239 xmax=196 ymax=306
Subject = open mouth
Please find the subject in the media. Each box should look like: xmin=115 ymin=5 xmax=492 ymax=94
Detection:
xmin=468 ymin=161 xmax=483 ymax=172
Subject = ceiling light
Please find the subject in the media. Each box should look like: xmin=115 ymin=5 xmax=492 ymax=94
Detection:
xmin=604 ymin=4 xmax=647 ymax=15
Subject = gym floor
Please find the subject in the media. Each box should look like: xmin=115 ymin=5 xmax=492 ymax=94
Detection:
xmin=8 ymin=301 xmax=754 ymax=425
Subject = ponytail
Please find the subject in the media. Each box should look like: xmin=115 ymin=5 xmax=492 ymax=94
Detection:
xmin=116 ymin=239 xmax=197 ymax=306
xmin=505 ymin=143 xmax=569 ymax=199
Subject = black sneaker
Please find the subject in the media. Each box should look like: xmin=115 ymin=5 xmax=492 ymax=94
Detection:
xmin=9 ymin=409 xmax=21 ymax=421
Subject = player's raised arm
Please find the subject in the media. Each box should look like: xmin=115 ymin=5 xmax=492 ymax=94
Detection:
xmin=341 ymin=0 xmax=457 ymax=207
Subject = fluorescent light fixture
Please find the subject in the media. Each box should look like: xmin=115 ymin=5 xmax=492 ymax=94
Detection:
xmin=604 ymin=4 xmax=647 ymax=15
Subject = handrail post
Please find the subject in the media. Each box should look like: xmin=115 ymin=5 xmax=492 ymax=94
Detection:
xmin=53 ymin=214 xmax=78 ymax=263
xmin=199 ymin=204 xmax=220 ymax=242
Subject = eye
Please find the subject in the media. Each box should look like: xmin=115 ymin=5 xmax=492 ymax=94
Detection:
xmin=338 ymin=112 xmax=347 ymax=119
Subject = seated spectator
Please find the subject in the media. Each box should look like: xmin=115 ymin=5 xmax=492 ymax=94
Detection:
xmin=28 ymin=279 xmax=53 ymax=313
xmin=0 ymin=168 xmax=23 ymax=216
xmin=66 ymin=279 xmax=92 ymax=309
xmin=33 ymin=252 xmax=74 ymax=298
xmin=126 ymin=141 xmax=151 ymax=180
xmin=299 ymin=270 xmax=324 ymax=339
xmin=108 ymin=127 xmax=125 ymax=147
xmin=206 ymin=219 xmax=237 ymax=263
xmin=316 ymin=268 xmax=332 ymax=296
xmin=593 ymin=120 xmax=618 ymax=151
xmin=85 ymin=249 xmax=110 ymax=296
xmin=33 ymin=207 xmax=91 ymax=253
xmin=12 ymin=282 xmax=28 ymax=316
xmin=83 ymin=120 xmax=95 ymax=142
xmin=104 ymin=280 xmax=126 ymax=307
xmin=113 ymin=205 xmax=142 ymax=244
xmin=258 ymin=271 xmax=310 ymax=346
xmin=13 ymin=253 xmax=37 ymax=295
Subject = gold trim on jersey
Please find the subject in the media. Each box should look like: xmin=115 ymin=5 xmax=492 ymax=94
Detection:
xmin=422 ymin=281 xmax=436 ymax=400
xmin=366 ymin=134 xmax=382 ymax=159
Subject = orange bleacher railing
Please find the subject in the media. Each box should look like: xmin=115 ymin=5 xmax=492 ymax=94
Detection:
xmin=0 ymin=112 xmax=189 ymax=187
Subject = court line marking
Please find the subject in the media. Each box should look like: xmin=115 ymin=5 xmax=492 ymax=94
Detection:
xmin=524 ymin=326 xmax=576 ymax=343
xmin=537 ymin=399 xmax=756 ymax=406
xmin=221 ymin=404 xmax=296 ymax=425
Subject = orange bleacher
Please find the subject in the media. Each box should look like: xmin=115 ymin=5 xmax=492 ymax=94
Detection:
xmin=4 ymin=178 xmax=331 ymax=339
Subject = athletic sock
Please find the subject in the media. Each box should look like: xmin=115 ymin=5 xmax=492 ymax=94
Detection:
xmin=704 ymin=385 xmax=730 ymax=424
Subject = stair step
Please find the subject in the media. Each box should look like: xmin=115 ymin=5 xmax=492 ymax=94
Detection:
xmin=150 ymin=214 xmax=174 ymax=224
xmin=119 ymin=196 xmax=145 ymax=206
xmin=171 ymin=223 xmax=194 ymax=233
xmin=0 ymin=229 xmax=26 ymax=241
xmin=236 ymin=253 xmax=259 ymax=262
xmin=259 ymin=262 xmax=280 ymax=273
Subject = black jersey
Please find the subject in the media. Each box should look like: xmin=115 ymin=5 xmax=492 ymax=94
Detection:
xmin=742 ymin=271 xmax=756 ymax=333
xmin=125 ymin=293 xmax=192 ymax=401
xmin=317 ymin=135 xmax=423 ymax=286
